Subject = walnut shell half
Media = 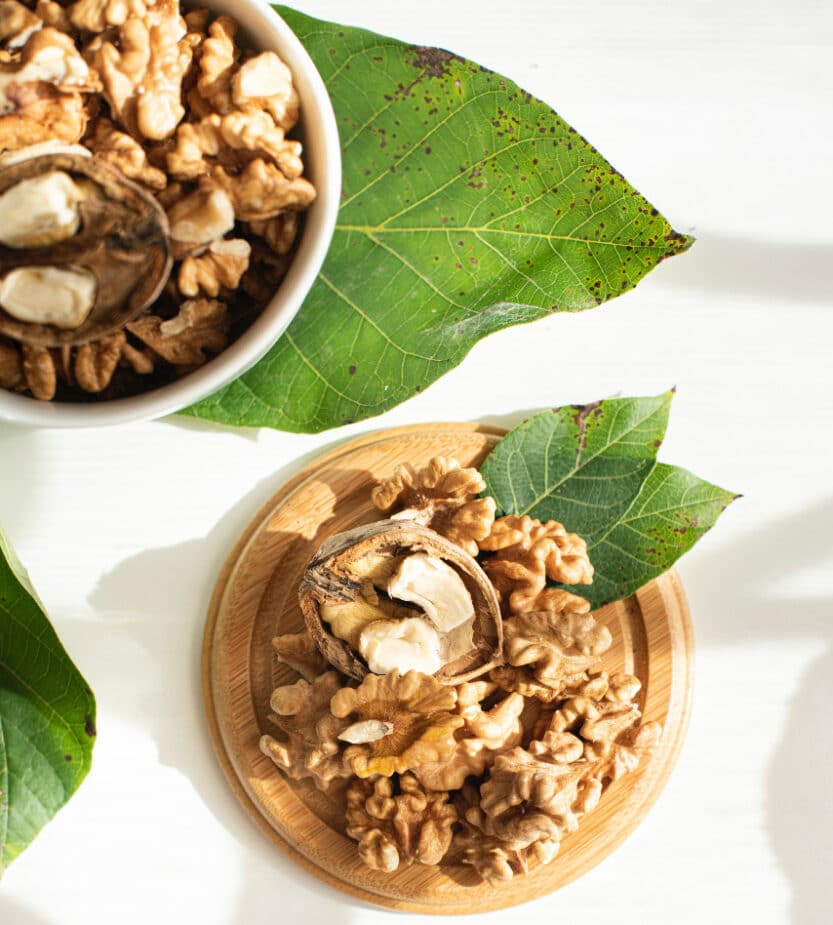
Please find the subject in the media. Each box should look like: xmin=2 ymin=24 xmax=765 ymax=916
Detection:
xmin=0 ymin=152 xmax=171 ymax=347
xmin=299 ymin=520 xmax=503 ymax=685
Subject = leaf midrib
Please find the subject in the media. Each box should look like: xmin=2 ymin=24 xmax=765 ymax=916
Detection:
xmin=336 ymin=224 xmax=676 ymax=251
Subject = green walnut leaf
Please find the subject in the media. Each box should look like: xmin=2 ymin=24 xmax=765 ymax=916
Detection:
xmin=184 ymin=7 xmax=692 ymax=432
xmin=479 ymin=392 xmax=673 ymax=546
xmin=562 ymin=463 xmax=740 ymax=607
xmin=482 ymin=395 xmax=738 ymax=609
xmin=0 ymin=529 xmax=96 ymax=875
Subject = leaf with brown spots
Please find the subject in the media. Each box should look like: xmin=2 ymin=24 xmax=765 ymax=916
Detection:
xmin=481 ymin=392 xmax=674 ymax=545
xmin=185 ymin=9 xmax=692 ymax=432
xmin=482 ymin=394 xmax=739 ymax=608
xmin=0 ymin=528 xmax=96 ymax=875
xmin=560 ymin=462 xmax=740 ymax=607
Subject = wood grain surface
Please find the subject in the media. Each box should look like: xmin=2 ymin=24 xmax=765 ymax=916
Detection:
xmin=202 ymin=423 xmax=694 ymax=914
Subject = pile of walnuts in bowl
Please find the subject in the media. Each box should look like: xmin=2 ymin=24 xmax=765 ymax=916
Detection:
xmin=260 ymin=457 xmax=662 ymax=888
xmin=0 ymin=0 xmax=315 ymax=401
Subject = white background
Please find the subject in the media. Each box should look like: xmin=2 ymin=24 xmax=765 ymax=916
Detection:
xmin=2 ymin=0 xmax=832 ymax=922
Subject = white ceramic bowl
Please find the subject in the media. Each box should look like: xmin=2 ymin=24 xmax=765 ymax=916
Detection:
xmin=0 ymin=0 xmax=340 ymax=428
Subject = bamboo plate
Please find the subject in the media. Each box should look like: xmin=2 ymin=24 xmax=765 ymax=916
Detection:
xmin=202 ymin=422 xmax=694 ymax=914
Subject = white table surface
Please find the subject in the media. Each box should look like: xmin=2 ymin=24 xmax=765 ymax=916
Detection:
xmin=2 ymin=0 xmax=832 ymax=922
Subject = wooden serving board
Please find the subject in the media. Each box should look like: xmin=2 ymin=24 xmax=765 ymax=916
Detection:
xmin=202 ymin=423 xmax=694 ymax=914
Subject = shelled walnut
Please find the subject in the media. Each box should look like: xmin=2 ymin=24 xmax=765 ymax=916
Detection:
xmin=481 ymin=515 xmax=594 ymax=615
xmin=372 ymin=457 xmax=496 ymax=557
xmin=0 ymin=0 xmax=316 ymax=402
xmin=346 ymin=774 xmax=457 ymax=872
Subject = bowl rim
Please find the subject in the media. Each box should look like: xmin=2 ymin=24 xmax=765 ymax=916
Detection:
xmin=0 ymin=0 xmax=341 ymax=429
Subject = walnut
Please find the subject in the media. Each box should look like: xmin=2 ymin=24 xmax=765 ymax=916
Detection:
xmin=165 ymin=181 xmax=235 ymax=250
xmin=0 ymin=4 xmax=315 ymax=403
xmin=481 ymin=514 xmax=594 ymax=614
xmin=21 ymin=343 xmax=56 ymax=400
xmin=211 ymin=158 xmax=316 ymax=221
xmin=479 ymin=683 xmax=658 ymax=822
xmin=167 ymin=111 xmax=303 ymax=181
xmin=346 ymin=774 xmax=457 ymax=872
xmin=330 ymin=670 xmax=464 ymax=778
xmin=240 ymin=239 xmax=290 ymax=302
xmin=479 ymin=742 xmax=589 ymax=819
xmin=193 ymin=14 xmax=237 ymax=114
xmin=490 ymin=665 xmax=564 ymax=702
xmin=259 ymin=671 xmax=351 ymax=790
xmin=74 ymin=331 xmax=125 ymax=392
xmin=232 ymin=50 xmax=298 ymax=131
xmin=248 ymin=212 xmax=298 ymax=255
xmin=126 ymin=298 xmax=228 ymax=366
xmin=413 ymin=689 xmax=525 ymax=791
xmin=499 ymin=662 xmax=624 ymax=706
xmin=87 ymin=8 xmax=191 ymax=140
xmin=120 ymin=339 xmax=155 ymax=375
xmin=448 ymin=668 xmax=662 ymax=885
xmin=0 ymin=1 xmax=42 ymax=49
xmin=67 ymin=0 xmax=145 ymax=33
xmin=86 ymin=116 xmax=167 ymax=189
xmin=0 ymin=83 xmax=87 ymax=149
xmin=503 ymin=609 xmax=611 ymax=687
xmin=183 ymin=6 xmax=209 ymax=35
xmin=34 ymin=1 xmax=72 ymax=34
xmin=0 ymin=28 xmax=99 ymax=100
xmin=455 ymin=818 xmax=561 ymax=886
xmin=537 ymin=673 xmax=662 ymax=782
xmin=372 ymin=457 xmax=496 ymax=557
xmin=0 ymin=27 xmax=97 ymax=149
xmin=177 ymin=238 xmax=250 ymax=297
xmin=271 ymin=632 xmax=328 ymax=682
xmin=0 ymin=339 xmax=22 ymax=388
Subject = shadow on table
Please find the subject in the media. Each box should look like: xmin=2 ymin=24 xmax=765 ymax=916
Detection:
xmin=0 ymin=898 xmax=54 ymax=925
xmin=85 ymin=437 xmax=372 ymax=923
xmin=654 ymin=233 xmax=833 ymax=305
xmin=84 ymin=413 xmax=833 ymax=923
xmin=683 ymin=498 xmax=833 ymax=925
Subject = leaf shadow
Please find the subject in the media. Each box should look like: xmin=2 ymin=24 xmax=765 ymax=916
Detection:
xmin=158 ymin=410 xmax=263 ymax=441
xmin=766 ymin=642 xmax=833 ymax=925
xmin=654 ymin=233 xmax=832 ymax=305
xmin=83 ymin=448 xmax=381 ymax=919
xmin=0 ymin=898 xmax=54 ymax=925
xmin=681 ymin=498 xmax=833 ymax=924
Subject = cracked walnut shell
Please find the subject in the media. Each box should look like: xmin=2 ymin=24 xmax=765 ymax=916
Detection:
xmin=346 ymin=774 xmax=457 ymax=872
xmin=299 ymin=519 xmax=503 ymax=684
